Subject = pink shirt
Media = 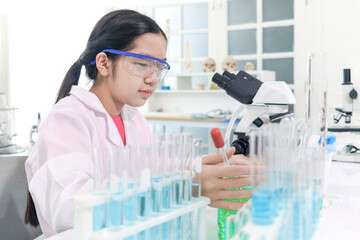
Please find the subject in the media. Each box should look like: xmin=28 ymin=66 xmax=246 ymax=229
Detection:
xmin=110 ymin=114 xmax=126 ymax=145
xmin=25 ymin=86 xmax=152 ymax=238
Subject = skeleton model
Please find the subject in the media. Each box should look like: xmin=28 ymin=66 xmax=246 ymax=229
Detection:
xmin=203 ymin=58 xmax=216 ymax=72
xmin=165 ymin=19 xmax=171 ymax=40
xmin=222 ymin=56 xmax=237 ymax=72
xmin=245 ymin=62 xmax=255 ymax=71
xmin=184 ymin=41 xmax=195 ymax=73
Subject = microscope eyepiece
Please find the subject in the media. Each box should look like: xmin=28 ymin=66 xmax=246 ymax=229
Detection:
xmin=343 ymin=69 xmax=351 ymax=84
xmin=223 ymin=70 xmax=236 ymax=80
xmin=212 ymin=72 xmax=229 ymax=89
xmin=211 ymin=70 xmax=263 ymax=104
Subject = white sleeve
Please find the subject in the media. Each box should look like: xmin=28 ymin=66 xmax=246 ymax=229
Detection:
xmin=29 ymin=110 xmax=95 ymax=234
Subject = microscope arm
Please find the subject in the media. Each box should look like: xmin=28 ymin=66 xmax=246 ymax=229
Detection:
xmin=225 ymin=104 xmax=289 ymax=155
xmin=212 ymin=70 xmax=295 ymax=155
xmin=234 ymin=104 xmax=290 ymax=134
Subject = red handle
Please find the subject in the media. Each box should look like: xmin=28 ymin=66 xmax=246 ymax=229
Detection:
xmin=210 ymin=128 xmax=225 ymax=148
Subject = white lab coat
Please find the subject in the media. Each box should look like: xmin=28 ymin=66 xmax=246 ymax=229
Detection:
xmin=25 ymin=86 xmax=152 ymax=238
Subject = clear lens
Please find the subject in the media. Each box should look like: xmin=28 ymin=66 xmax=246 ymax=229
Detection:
xmin=123 ymin=56 xmax=169 ymax=82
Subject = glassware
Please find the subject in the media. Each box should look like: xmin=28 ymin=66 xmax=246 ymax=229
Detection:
xmin=93 ymin=147 xmax=111 ymax=232
xmin=191 ymin=138 xmax=202 ymax=201
xmin=108 ymin=147 xmax=126 ymax=229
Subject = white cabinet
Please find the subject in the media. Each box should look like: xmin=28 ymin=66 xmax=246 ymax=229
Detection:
xmin=138 ymin=0 xmax=300 ymax=116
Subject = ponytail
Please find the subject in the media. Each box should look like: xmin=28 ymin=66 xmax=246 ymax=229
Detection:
xmin=24 ymin=59 xmax=83 ymax=227
xmin=55 ymin=60 xmax=83 ymax=103
xmin=24 ymin=192 xmax=39 ymax=227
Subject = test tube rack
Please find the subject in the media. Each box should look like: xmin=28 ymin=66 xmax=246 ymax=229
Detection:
xmin=227 ymin=200 xmax=323 ymax=240
xmin=74 ymin=194 xmax=210 ymax=240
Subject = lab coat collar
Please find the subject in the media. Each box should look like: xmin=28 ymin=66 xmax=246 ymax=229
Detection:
xmin=69 ymin=86 xmax=136 ymax=121
xmin=69 ymin=86 xmax=108 ymax=114
xmin=69 ymin=86 xmax=137 ymax=146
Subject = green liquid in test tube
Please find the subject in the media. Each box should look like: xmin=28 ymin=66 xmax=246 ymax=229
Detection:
xmin=210 ymin=128 xmax=251 ymax=240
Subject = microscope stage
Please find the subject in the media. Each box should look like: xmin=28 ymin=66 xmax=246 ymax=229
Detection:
xmin=328 ymin=125 xmax=360 ymax=132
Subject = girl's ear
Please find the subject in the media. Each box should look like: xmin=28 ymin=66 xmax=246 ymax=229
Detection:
xmin=95 ymin=52 xmax=111 ymax=77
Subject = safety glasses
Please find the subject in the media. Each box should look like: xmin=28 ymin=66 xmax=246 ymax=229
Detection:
xmin=90 ymin=49 xmax=170 ymax=82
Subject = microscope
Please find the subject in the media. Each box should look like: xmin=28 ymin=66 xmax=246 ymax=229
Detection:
xmin=333 ymin=69 xmax=358 ymax=124
xmin=328 ymin=69 xmax=360 ymax=162
xmin=212 ymin=70 xmax=296 ymax=155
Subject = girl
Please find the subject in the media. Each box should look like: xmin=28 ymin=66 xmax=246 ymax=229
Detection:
xmin=25 ymin=9 xmax=251 ymax=238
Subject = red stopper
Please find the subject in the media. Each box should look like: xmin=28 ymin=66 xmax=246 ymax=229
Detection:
xmin=210 ymin=128 xmax=225 ymax=148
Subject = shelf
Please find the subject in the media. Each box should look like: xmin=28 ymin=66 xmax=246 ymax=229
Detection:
xmin=145 ymin=113 xmax=229 ymax=129
xmin=0 ymin=107 xmax=18 ymax=111
xmin=167 ymin=72 xmax=215 ymax=77
xmin=167 ymin=70 xmax=274 ymax=78
xmin=154 ymin=89 xmax=224 ymax=94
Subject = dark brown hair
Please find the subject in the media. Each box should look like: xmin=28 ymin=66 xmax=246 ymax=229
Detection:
xmin=25 ymin=9 xmax=167 ymax=227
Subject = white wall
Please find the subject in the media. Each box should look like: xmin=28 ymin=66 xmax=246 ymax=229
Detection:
xmin=322 ymin=0 xmax=360 ymax=117
xmin=3 ymin=0 xmax=360 ymax=147
xmin=6 ymin=1 xmax=108 ymax=146
xmin=306 ymin=0 xmax=360 ymax=121
xmin=0 ymin=14 xmax=9 ymax=103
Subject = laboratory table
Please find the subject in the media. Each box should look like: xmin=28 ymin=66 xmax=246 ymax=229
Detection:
xmin=1 ymin=151 xmax=359 ymax=240
xmin=0 ymin=153 xmax=42 ymax=240
xmin=317 ymin=160 xmax=360 ymax=240
xmin=206 ymin=160 xmax=360 ymax=240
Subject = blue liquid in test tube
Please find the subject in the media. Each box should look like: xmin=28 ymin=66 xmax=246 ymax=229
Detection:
xmin=152 ymin=177 xmax=163 ymax=213
xmin=124 ymin=195 xmax=136 ymax=224
xmin=251 ymin=188 xmax=273 ymax=225
xmin=110 ymin=192 xmax=123 ymax=227
xmin=191 ymin=183 xmax=201 ymax=201
xmin=138 ymin=190 xmax=151 ymax=219
xmin=93 ymin=201 xmax=108 ymax=232
xmin=172 ymin=179 xmax=183 ymax=206
xmin=182 ymin=178 xmax=192 ymax=203
xmin=162 ymin=184 xmax=172 ymax=210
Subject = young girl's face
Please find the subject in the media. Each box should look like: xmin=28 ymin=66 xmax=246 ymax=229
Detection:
xmin=109 ymin=33 xmax=167 ymax=108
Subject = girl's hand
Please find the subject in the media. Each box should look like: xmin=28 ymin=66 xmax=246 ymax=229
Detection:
xmin=201 ymin=147 xmax=251 ymax=210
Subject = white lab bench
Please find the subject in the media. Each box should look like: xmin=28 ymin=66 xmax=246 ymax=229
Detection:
xmin=205 ymin=160 xmax=360 ymax=240
xmin=1 ymin=150 xmax=359 ymax=240
xmin=317 ymin=160 xmax=360 ymax=240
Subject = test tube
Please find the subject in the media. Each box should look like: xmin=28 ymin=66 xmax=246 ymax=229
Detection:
xmin=150 ymin=142 xmax=164 ymax=214
xmin=249 ymin=127 xmax=274 ymax=225
xmin=135 ymin=144 xmax=152 ymax=219
xmin=148 ymin=137 xmax=165 ymax=239
xmin=191 ymin=138 xmax=202 ymax=201
xmin=172 ymin=133 xmax=184 ymax=207
xmin=108 ymin=147 xmax=126 ymax=229
xmin=162 ymin=132 xmax=176 ymax=240
xmin=92 ymin=147 xmax=111 ymax=232
xmin=124 ymin=145 xmax=138 ymax=226
xmin=162 ymin=138 xmax=174 ymax=210
xmin=182 ymin=132 xmax=193 ymax=204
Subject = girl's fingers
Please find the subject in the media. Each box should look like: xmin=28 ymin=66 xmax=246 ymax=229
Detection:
xmin=202 ymin=147 xmax=235 ymax=165
xmin=215 ymin=165 xmax=251 ymax=178
xmin=217 ymin=189 xmax=251 ymax=200
xmin=226 ymin=147 xmax=236 ymax=159
xmin=228 ymin=154 xmax=250 ymax=165
xmin=218 ymin=176 xmax=251 ymax=189
xmin=209 ymin=199 xmax=249 ymax=210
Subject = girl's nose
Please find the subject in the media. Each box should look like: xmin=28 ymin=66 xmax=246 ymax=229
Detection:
xmin=144 ymin=71 xmax=159 ymax=85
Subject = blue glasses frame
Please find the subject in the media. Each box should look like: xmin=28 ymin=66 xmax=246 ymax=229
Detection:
xmin=90 ymin=49 xmax=171 ymax=70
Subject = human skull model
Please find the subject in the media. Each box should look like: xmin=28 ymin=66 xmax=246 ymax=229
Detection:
xmin=222 ymin=56 xmax=237 ymax=72
xmin=203 ymin=58 xmax=216 ymax=72
xmin=245 ymin=62 xmax=255 ymax=71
